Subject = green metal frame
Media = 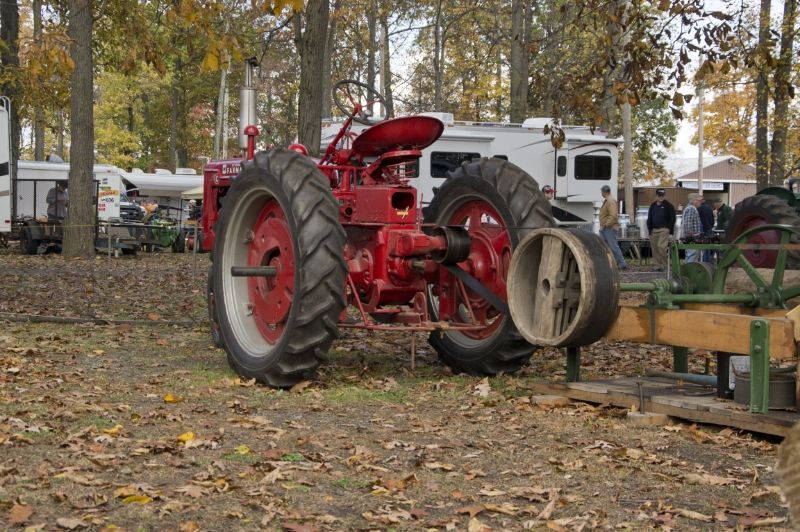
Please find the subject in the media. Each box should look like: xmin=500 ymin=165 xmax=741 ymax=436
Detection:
xmin=595 ymin=224 xmax=799 ymax=414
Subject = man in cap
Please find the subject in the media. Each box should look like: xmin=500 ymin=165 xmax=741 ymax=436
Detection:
xmin=681 ymin=193 xmax=703 ymax=262
xmin=599 ymin=185 xmax=627 ymax=269
xmin=542 ymin=185 xmax=555 ymax=201
xmin=646 ymin=188 xmax=676 ymax=271
xmin=713 ymin=198 xmax=733 ymax=233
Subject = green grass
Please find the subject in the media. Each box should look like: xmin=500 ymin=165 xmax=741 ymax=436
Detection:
xmin=323 ymin=386 xmax=409 ymax=404
xmin=280 ymin=452 xmax=305 ymax=462
xmin=223 ymin=452 xmax=260 ymax=464
xmin=332 ymin=477 xmax=372 ymax=490
xmin=86 ymin=416 xmax=118 ymax=430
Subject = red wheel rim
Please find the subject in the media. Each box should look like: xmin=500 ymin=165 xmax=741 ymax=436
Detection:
xmin=247 ymin=199 xmax=295 ymax=343
xmin=732 ymin=214 xmax=781 ymax=268
xmin=441 ymin=199 xmax=511 ymax=339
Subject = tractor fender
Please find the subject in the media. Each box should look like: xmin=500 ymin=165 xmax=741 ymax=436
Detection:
xmin=758 ymin=186 xmax=797 ymax=207
xmin=23 ymin=219 xmax=44 ymax=241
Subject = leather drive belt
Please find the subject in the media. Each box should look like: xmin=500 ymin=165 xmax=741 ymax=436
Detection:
xmin=444 ymin=264 xmax=510 ymax=316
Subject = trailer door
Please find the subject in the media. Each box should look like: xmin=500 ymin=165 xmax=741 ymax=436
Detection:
xmin=0 ymin=97 xmax=10 ymax=232
xmin=567 ymin=144 xmax=617 ymax=204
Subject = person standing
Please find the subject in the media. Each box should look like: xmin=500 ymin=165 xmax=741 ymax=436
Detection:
xmin=46 ymin=180 xmax=69 ymax=222
xmin=714 ymin=198 xmax=733 ymax=232
xmin=599 ymin=185 xmax=627 ymax=269
xmin=646 ymin=188 xmax=676 ymax=271
xmin=681 ymin=193 xmax=703 ymax=263
xmin=697 ymin=195 xmax=715 ymax=261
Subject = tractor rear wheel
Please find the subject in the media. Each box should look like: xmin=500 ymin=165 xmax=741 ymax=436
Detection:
xmin=213 ymin=149 xmax=347 ymax=387
xmin=726 ymin=194 xmax=800 ymax=269
xmin=207 ymin=266 xmax=224 ymax=348
xmin=423 ymin=158 xmax=555 ymax=375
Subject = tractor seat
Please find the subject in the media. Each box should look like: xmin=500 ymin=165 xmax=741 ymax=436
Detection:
xmin=352 ymin=116 xmax=444 ymax=157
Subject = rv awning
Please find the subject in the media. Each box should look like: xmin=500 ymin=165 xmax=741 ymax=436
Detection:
xmin=181 ymin=185 xmax=203 ymax=200
xmin=121 ymin=172 xmax=203 ymax=197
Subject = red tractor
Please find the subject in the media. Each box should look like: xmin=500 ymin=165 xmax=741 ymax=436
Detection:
xmin=204 ymin=75 xmax=554 ymax=386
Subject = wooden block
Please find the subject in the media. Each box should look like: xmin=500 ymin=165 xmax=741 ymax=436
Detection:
xmin=626 ymin=411 xmax=672 ymax=427
xmin=530 ymin=394 xmax=574 ymax=406
xmin=606 ymin=303 xmax=797 ymax=359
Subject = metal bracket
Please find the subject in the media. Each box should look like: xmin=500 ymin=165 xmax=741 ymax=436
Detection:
xmin=749 ymin=319 xmax=770 ymax=414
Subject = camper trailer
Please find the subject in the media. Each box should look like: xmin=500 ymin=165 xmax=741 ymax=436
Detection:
xmin=321 ymin=113 xmax=622 ymax=226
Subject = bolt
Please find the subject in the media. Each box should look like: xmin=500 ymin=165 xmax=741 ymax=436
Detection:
xmin=246 ymin=304 xmax=254 ymax=316
xmin=754 ymin=345 xmax=762 ymax=352
xmin=754 ymin=322 xmax=762 ymax=329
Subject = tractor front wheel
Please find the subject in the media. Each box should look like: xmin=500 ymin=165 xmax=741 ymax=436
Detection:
xmin=423 ymin=158 xmax=555 ymax=375
xmin=213 ymin=149 xmax=347 ymax=387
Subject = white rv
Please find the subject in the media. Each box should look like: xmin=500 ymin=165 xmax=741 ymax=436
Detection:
xmin=321 ymin=113 xmax=622 ymax=225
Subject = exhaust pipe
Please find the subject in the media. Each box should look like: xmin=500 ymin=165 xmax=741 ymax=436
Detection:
xmin=507 ymin=228 xmax=620 ymax=347
xmin=239 ymin=58 xmax=258 ymax=151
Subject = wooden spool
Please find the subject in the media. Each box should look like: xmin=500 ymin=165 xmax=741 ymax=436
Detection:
xmin=507 ymin=228 xmax=620 ymax=347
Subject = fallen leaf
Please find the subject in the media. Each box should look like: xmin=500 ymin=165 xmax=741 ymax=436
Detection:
xmin=7 ymin=504 xmax=33 ymax=524
xmin=177 ymin=432 xmax=195 ymax=444
xmin=485 ymin=502 xmax=519 ymax=515
xmin=456 ymin=504 xmax=485 ymax=518
xmin=56 ymin=517 xmax=87 ymax=529
xmin=122 ymin=495 xmax=153 ymax=504
xmin=163 ymin=393 xmax=183 ymax=403
xmin=473 ymin=378 xmax=491 ymax=397
xmin=146 ymin=312 xmax=161 ymax=321
xmin=175 ymin=485 xmax=207 ymax=499
xmin=684 ymin=472 xmax=737 ymax=486
xmin=674 ymin=508 xmax=713 ymax=522
xmin=290 ymin=380 xmax=312 ymax=393
xmin=468 ymin=517 xmax=490 ymax=532
xmin=234 ymin=444 xmax=251 ymax=455
xmin=424 ymin=462 xmax=454 ymax=471
xmin=101 ymin=424 xmax=123 ymax=436
xmin=282 ymin=522 xmax=319 ymax=532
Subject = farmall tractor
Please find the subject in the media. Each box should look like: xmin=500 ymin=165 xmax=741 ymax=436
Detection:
xmin=202 ymin=64 xmax=556 ymax=387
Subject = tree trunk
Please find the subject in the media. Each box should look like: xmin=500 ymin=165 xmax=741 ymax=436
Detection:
xmin=33 ymin=0 xmax=45 ymax=160
xmin=366 ymin=0 xmax=377 ymax=91
xmin=769 ymin=0 xmax=797 ymax=186
xmin=755 ymin=0 xmax=772 ymax=189
xmin=379 ymin=13 xmax=393 ymax=118
xmin=214 ymin=66 xmax=227 ymax=159
xmin=599 ymin=0 xmax=627 ymax=131
xmin=63 ymin=0 xmax=94 ymax=259
xmin=0 ymin=0 xmax=20 ymax=164
xmin=321 ymin=0 xmax=339 ymax=118
xmin=295 ymin=0 xmax=329 ymax=156
xmin=433 ymin=0 xmax=443 ymax=111
xmin=510 ymin=0 xmax=528 ymax=123
xmin=170 ymin=73 xmax=178 ymax=171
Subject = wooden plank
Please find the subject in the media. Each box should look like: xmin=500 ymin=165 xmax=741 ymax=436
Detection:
xmin=606 ymin=303 xmax=797 ymax=359
xmin=680 ymin=303 xmax=789 ymax=318
xmin=532 ymin=234 xmax=565 ymax=339
xmin=529 ymin=379 xmax=798 ymax=437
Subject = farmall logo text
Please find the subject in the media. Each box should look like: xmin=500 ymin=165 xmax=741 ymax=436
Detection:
xmin=221 ymin=163 xmax=241 ymax=176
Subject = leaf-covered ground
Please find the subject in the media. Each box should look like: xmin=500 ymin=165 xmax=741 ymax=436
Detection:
xmin=0 ymin=251 xmax=791 ymax=530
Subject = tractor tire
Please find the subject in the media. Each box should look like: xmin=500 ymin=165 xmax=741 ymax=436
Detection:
xmin=213 ymin=149 xmax=347 ymax=387
xmin=207 ymin=266 xmax=224 ymax=348
xmin=726 ymin=194 xmax=800 ymax=269
xmin=423 ymin=157 xmax=555 ymax=375
xmin=19 ymin=224 xmax=39 ymax=255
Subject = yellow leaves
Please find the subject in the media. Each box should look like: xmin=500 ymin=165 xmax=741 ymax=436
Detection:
xmin=122 ymin=494 xmax=153 ymax=504
xmin=101 ymin=424 xmax=123 ymax=436
xmin=233 ymin=444 xmax=251 ymax=455
xmin=163 ymin=393 xmax=183 ymax=403
xmin=201 ymin=47 xmax=220 ymax=72
xmin=177 ymin=431 xmax=195 ymax=444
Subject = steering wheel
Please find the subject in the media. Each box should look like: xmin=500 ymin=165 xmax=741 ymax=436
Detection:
xmin=333 ymin=80 xmax=387 ymax=125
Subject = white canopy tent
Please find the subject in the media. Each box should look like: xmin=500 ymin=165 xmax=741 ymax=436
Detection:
xmin=181 ymin=185 xmax=203 ymax=200
xmin=121 ymin=170 xmax=203 ymax=198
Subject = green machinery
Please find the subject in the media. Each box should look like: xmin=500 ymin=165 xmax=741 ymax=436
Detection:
xmin=507 ymin=224 xmax=800 ymax=414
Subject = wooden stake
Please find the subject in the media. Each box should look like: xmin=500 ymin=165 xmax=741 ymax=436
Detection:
xmin=411 ymin=335 xmax=416 ymax=370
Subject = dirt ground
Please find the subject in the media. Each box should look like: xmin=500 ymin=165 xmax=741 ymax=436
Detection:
xmin=0 ymin=250 xmax=792 ymax=530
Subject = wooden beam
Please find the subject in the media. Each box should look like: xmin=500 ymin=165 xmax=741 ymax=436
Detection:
xmin=606 ymin=303 xmax=796 ymax=359
xmin=680 ymin=302 xmax=789 ymax=318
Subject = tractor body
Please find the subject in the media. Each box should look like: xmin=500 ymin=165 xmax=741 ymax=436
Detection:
xmin=205 ymin=75 xmax=553 ymax=386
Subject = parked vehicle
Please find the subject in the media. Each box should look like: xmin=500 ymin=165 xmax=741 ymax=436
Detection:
xmin=321 ymin=114 xmax=622 ymax=226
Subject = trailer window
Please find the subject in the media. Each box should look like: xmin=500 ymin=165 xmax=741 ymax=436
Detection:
xmin=431 ymin=152 xmax=481 ymax=177
xmin=557 ymin=156 xmax=567 ymax=177
xmin=574 ymin=155 xmax=611 ymax=180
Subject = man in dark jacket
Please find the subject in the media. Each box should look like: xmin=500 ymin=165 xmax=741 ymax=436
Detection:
xmin=646 ymin=188 xmax=676 ymax=271
xmin=714 ymin=199 xmax=733 ymax=233
xmin=697 ymin=195 xmax=715 ymax=261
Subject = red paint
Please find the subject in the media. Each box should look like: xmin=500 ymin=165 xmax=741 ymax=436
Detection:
xmin=202 ymin=109 xmax=517 ymax=335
